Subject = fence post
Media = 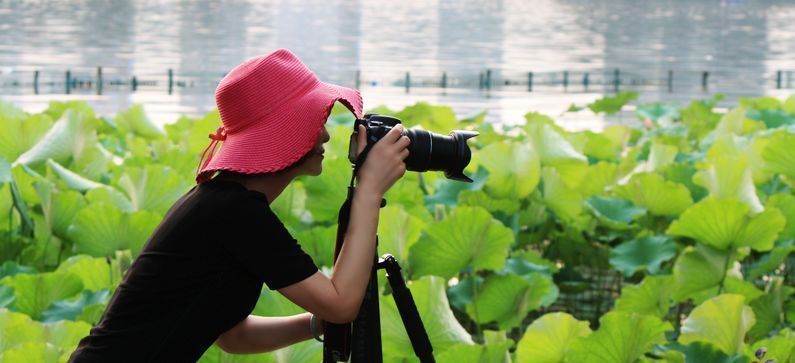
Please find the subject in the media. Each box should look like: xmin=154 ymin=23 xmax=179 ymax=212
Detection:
xmin=441 ymin=72 xmax=447 ymax=94
xmin=168 ymin=69 xmax=174 ymax=95
xmin=527 ymin=72 xmax=533 ymax=92
xmin=667 ymin=70 xmax=673 ymax=93
xmin=96 ymin=67 xmax=103 ymax=95
xmin=701 ymin=71 xmax=709 ymax=91
xmin=563 ymin=71 xmax=569 ymax=91
xmin=65 ymin=70 xmax=71 ymax=94
xmin=132 ymin=76 xmax=138 ymax=92
xmin=613 ymin=68 xmax=620 ymax=92
xmin=405 ymin=72 xmax=410 ymax=93
xmin=583 ymin=73 xmax=589 ymax=91
xmin=33 ymin=70 xmax=39 ymax=94
xmin=355 ymin=69 xmax=361 ymax=89
xmin=485 ymin=69 xmax=492 ymax=91
xmin=776 ymin=70 xmax=782 ymax=89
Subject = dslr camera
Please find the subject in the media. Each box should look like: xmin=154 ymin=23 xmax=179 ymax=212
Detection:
xmin=348 ymin=114 xmax=478 ymax=182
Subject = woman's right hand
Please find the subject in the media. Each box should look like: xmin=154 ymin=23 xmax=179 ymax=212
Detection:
xmin=355 ymin=124 xmax=410 ymax=197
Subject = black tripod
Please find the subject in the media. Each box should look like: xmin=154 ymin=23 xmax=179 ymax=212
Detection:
xmin=322 ymin=183 xmax=435 ymax=362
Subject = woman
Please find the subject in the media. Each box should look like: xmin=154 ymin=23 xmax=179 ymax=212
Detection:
xmin=69 ymin=48 xmax=410 ymax=362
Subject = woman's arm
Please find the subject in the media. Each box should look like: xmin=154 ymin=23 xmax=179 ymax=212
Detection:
xmin=276 ymin=124 xmax=410 ymax=324
xmin=214 ymin=313 xmax=315 ymax=354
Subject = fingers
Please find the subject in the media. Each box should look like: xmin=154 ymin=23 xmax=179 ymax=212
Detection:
xmin=399 ymin=148 xmax=410 ymax=160
xmin=380 ymin=124 xmax=404 ymax=144
xmin=356 ymin=124 xmax=367 ymax=156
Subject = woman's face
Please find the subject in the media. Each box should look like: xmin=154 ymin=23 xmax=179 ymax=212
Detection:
xmin=294 ymin=125 xmax=330 ymax=176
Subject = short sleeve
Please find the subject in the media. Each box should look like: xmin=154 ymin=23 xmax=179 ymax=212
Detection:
xmin=222 ymin=194 xmax=318 ymax=290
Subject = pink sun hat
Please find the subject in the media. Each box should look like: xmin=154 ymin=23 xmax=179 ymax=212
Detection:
xmin=195 ymin=48 xmax=363 ymax=184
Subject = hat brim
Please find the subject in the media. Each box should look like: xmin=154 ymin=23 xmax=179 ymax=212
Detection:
xmin=197 ymin=81 xmax=363 ymax=182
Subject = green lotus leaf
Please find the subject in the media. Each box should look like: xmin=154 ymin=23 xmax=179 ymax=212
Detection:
xmin=71 ymin=142 xmax=113 ymax=181
xmin=578 ymin=161 xmax=619 ymax=197
xmin=622 ymin=142 xmax=678 ymax=180
xmin=424 ymin=167 xmax=488 ymax=208
xmin=748 ymin=240 xmax=795 ymax=279
xmin=85 ymin=186 xmax=134 ymax=213
xmin=33 ymin=181 xmax=86 ymax=240
xmin=200 ymin=344 xmax=279 ymax=363
xmin=376 ymin=205 xmax=426 ymax=271
xmin=667 ymin=197 xmax=785 ymax=251
xmin=381 ymin=276 xmax=473 ymax=359
xmin=0 ymin=342 xmax=61 ymax=363
xmin=672 ymin=245 xmax=734 ymax=303
xmin=43 ymin=319 xmax=93 ymax=352
xmin=114 ymin=104 xmax=166 ymax=139
xmin=164 ymin=110 xmax=223 ymax=155
xmin=614 ymin=275 xmax=673 ymax=318
xmin=0 ymin=261 xmax=36 ymax=280
xmin=0 ymin=112 xmax=52 ymax=163
xmin=11 ymin=163 xmax=47 ymax=206
xmin=466 ymin=272 xmax=558 ymax=329
xmin=747 ymin=108 xmax=795 ymax=129
xmin=552 ymin=162 xmax=589 ymax=189
xmin=747 ymin=277 xmax=793 ymax=342
xmin=76 ymin=302 xmax=106 ymax=325
xmin=302 ymin=155 xmax=350 ymax=223
xmin=681 ymin=97 xmax=722 ymax=139
xmin=751 ymin=328 xmax=795 ymax=363
xmin=478 ymin=140 xmax=540 ymax=199
xmin=515 ymin=312 xmax=591 ymax=363
xmin=609 ymin=236 xmax=676 ymax=276
xmin=613 ymin=172 xmax=693 ymax=216
xmin=67 ymin=202 xmax=161 ymax=257
xmin=766 ymin=193 xmax=795 ymax=240
xmin=694 ymin=136 xmax=763 ymax=213
xmin=665 ymin=342 xmax=750 ymax=363
xmin=55 ymin=255 xmax=113 ymax=291
xmin=271 ymin=180 xmax=309 ymax=227
xmin=714 ymin=106 xmax=747 ymax=136
xmin=446 ymin=275 xmax=482 ymax=311
xmin=661 ymin=162 xmax=709 ymax=202
xmin=723 ymin=277 xmax=763 ymax=302
xmin=636 ymin=102 xmax=680 ymax=124
xmin=0 ymin=308 xmax=44 ymax=352
xmin=319 ymin=124 xmax=352 ymax=162
xmin=45 ymin=158 xmax=104 ymax=192
xmin=394 ymin=102 xmax=458 ymax=134
xmin=410 ymin=206 xmax=512 ymax=279
xmin=0 ymin=271 xmax=83 ymax=320
xmin=587 ymin=91 xmax=639 ymax=115
xmin=41 ymin=289 xmax=110 ymax=323
xmin=14 ymin=109 xmax=99 ymax=168
xmin=525 ymin=121 xmax=587 ymax=166
xmin=680 ymin=294 xmax=756 ymax=356
xmin=580 ymin=131 xmax=619 ymax=160
xmin=543 ymin=167 xmax=589 ymax=228
xmin=294 ymin=225 xmax=336 ymax=268
xmin=586 ymin=196 xmax=646 ymax=230
xmin=114 ymin=164 xmax=191 ymax=215
xmin=458 ymin=189 xmax=520 ymax=214
xmin=564 ymin=311 xmax=672 ymax=363
xmin=436 ymin=341 xmax=512 ymax=363
xmin=761 ymin=130 xmax=795 ymax=180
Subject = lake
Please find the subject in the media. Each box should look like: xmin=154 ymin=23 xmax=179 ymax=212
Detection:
xmin=1 ymin=0 xmax=794 ymax=130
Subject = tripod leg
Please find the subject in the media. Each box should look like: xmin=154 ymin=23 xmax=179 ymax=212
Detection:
xmin=378 ymin=254 xmax=435 ymax=363
xmin=350 ymin=254 xmax=383 ymax=363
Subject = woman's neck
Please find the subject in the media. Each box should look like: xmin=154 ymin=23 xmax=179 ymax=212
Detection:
xmin=213 ymin=170 xmax=299 ymax=204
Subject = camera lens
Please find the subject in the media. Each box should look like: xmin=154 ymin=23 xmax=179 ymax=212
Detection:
xmin=403 ymin=129 xmax=479 ymax=182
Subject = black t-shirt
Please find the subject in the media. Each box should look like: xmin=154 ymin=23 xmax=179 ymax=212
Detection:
xmin=68 ymin=177 xmax=319 ymax=362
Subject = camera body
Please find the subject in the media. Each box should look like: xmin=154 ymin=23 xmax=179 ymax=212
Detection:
xmin=348 ymin=114 xmax=478 ymax=182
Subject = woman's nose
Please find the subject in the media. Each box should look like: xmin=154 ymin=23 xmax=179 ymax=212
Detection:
xmin=321 ymin=127 xmax=330 ymax=143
